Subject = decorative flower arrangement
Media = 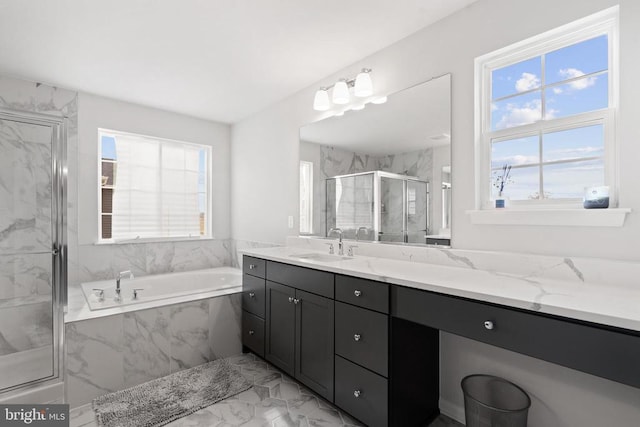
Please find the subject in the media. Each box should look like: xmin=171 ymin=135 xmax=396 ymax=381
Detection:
xmin=492 ymin=164 xmax=513 ymax=198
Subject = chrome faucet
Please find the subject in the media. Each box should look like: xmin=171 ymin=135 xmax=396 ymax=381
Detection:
xmin=328 ymin=228 xmax=344 ymax=255
xmin=356 ymin=226 xmax=370 ymax=241
xmin=115 ymin=270 xmax=134 ymax=302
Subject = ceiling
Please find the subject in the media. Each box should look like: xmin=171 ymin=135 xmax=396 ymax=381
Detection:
xmin=0 ymin=0 xmax=476 ymax=123
xmin=300 ymin=74 xmax=450 ymax=156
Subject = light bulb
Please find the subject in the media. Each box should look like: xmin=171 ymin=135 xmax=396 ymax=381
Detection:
xmin=313 ymin=88 xmax=330 ymax=111
xmin=332 ymin=80 xmax=350 ymax=104
xmin=354 ymin=69 xmax=373 ymax=97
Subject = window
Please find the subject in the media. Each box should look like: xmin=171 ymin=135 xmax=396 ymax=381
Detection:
xmin=299 ymin=161 xmax=313 ymax=234
xmin=475 ymin=7 xmax=618 ymax=208
xmin=99 ymin=129 xmax=211 ymax=242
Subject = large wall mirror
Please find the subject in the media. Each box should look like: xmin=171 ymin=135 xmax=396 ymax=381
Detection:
xmin=299 ymin=73 xmax=451 ymax=246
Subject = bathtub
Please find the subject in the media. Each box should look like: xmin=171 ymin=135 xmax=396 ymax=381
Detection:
xmin=80 ymin=267 xmax=242 ymax=311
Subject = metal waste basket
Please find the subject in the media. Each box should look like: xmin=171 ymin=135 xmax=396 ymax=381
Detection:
xmin=461 ymin=374 xmax=531 ymax=427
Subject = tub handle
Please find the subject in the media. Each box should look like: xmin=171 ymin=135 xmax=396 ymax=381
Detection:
xmin=92 ymin=289 xmax=104 ymax=302
xmin=133 ymin=288 xmax=144 ymax=300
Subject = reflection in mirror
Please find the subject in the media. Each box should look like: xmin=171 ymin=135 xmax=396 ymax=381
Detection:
xmin=299 ymin=74 xmax=451 ymax=246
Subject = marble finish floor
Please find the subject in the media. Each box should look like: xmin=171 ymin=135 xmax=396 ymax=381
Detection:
xmin=70 ymin=353 xmax=463 ymax=427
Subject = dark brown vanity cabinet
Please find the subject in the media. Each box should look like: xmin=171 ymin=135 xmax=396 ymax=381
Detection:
xmin=264 ymin=261 xmax=335 ymax=402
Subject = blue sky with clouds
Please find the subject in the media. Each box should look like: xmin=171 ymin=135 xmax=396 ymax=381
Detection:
xmin=489 ymin=35 xmax=608 ymax=200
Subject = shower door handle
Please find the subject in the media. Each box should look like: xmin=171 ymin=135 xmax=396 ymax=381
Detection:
xmin=52 ymin=246 xmax=60 ymax=256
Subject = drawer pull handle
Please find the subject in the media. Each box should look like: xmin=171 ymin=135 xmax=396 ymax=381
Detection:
xmin=354 ymin=290 xmax=362 ymax=297
xmin=248 ymin=330 xmax=255 ymax=335
xmin=248 ymin=292 xmax=255 ymax=298
xmin=354 ymin=334 xmax=361 ymax=342
xmin=249 ymin=264 xmax=257 ymax=270
xmin=293 ymin=298 xmax=301 ymax=305
xmin=288 ymin=297 xmax=294 ymax=303
xmin=353 ymin=390 xmax=361 ymax=398
xmin=484 ymin=320 xmax=494 ymax=330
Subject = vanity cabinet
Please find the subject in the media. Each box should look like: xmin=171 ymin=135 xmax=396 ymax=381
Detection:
xmin=264 ymin=261 xmax=335 ymax=401
xmin=241 ymin=256 xmax=267 ymax=357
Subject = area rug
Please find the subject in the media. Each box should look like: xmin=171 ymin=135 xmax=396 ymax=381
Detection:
xmin=92 ymin=358 xmax=251 ymax=427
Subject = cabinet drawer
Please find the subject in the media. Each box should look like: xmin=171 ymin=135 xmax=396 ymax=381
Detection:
xmin=392 ymin=285 xmax=640 ymax=389
xmin=243 ymin=256 xmax=266 ymax=278
xmin=336 ymin=275 xmax=389 ymax=313
xmin=242 ymin=274 xmax=265 ymax=318
xmin=335 ymin=355 xmax=388 ymax=427
xmin=335 ymin=302 xmax=388 ymax=377
xmin=266 ymin=261 xmax=334 ymax=298
xmin=242 ymin=311 xmax=265 ymax=357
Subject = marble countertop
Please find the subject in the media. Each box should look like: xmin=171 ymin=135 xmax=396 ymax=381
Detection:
xmin=241 ymin=246 xmax=640 ymax=333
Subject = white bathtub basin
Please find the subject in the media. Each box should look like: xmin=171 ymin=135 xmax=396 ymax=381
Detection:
xmin=81 ymin=267 xmax=241 ymax=310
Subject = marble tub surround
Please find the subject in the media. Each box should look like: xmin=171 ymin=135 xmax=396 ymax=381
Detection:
xmin=243 ymin=242 xmax=640 ymax=332
xmin=73 ymin=238 xmax=232 ymax=290
xmin=66 ymin=293 xmax=241 ymax=408
xmin=69 ymin=353 xmax=462 ymax=427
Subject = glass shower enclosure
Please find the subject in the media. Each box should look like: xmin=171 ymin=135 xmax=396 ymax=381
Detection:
xmin=326 ymin=171 xmax=429 ymax=244
xmin=0 ymin=110 xmax=66 ymax=399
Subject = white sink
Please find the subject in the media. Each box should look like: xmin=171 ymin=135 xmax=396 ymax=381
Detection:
xmin=289 ymin=253 xmax=351 ymax=262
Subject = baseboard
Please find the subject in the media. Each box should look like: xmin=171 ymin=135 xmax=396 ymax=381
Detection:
xmin=439 ymin=397 xmax=466 ymax=425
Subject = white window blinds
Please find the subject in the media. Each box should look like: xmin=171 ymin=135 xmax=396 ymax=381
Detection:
xmin=102 ymin=130 xmax=209 ymax=241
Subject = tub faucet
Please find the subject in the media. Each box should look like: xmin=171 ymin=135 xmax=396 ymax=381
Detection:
xmin=328 ymin=228 xmax=344 ymax=255
xmin=115 ymin=270 xmax=134 ymax=302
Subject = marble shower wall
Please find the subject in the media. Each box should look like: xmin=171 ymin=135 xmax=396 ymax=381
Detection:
xmin=312 ymin=144 xmax=433 ymax=238
xmin=65 ymin=293 xmax=241 ymax=408
xmin=0 ymin=76 xmax=78 ymax=357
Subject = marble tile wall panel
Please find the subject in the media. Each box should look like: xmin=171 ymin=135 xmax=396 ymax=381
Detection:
xmin=209 ymin=293 xmax=242 ymax=360
xmin=0 ymin=301 xmax=52 ymax=356
xmin=122 ymin=306 xmax=171 ymax=388
xmin=0 ymin=120 xmax=53 ymax=254
xmin=67 ymin=292 xmax=242 ymax=407
xmin=169 ymin=300 xmax=211 ymax=371
xmin=73 ymin=238 xmax=232 ymax=290
xmin=0 ymin=253 xmax=51 ymax=301
xmin=230 ymin=239 xmax=281 ymax=269
xmin=65 ymin=315 xmax=124 ymax=407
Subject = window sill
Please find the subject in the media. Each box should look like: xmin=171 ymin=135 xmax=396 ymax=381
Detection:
xmin=466 ymin=208 xmax=631 ymax=227
xmin=95 ymin=236 xmax=215 ymax=245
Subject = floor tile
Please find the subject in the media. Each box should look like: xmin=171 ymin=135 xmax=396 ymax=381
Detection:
xmin=70 ymin=352 xmax=463 ymax=427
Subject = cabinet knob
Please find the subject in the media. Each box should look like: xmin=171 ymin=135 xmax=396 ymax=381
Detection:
xmin=354 ymin=290 xmax=362 ymax=297
xmin=249 ymin=264 xmax=257 ymax=270
xmin=248 ymin=292 xmax=255 ymax=298
xmin=484 ymin=320 xmax=494 ymax=330
xmin=354 ymin=334 xmax=361 ymax=342
xmin=353 ymin=390 xmax=361 ymax=398
xmin=288 ymin=296 xmax=294 ymax=303
xmin=293 ymin=298 xmax=300 ymax=305
xmin=248 ymin=330 xmax=255 ymax=335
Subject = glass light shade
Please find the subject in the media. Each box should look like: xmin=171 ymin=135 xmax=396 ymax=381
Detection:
xmin=354 ymin=71 xmax=373 ymax=97
xmin=371 ymin=96 xmax=387 ymax=104
xmin=351 ymin=103 xmax=365 ymax=111
xmin=332 ymin=80 xmax=350 ymax=104
xmin=313 ymin=89 xmax=330 ymax=111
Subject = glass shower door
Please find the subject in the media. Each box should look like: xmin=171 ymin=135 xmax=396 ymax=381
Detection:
xmin=379 ymin=176 xmax=404 ymax=242
xmin=406 ymin=180 xmax=429 ymax=244
xmin=0 ymin=114 xmax=62 ymax=393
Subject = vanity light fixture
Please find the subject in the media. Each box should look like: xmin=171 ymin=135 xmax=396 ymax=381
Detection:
xmin=313 ymin=87 xmax=330 ymax=111
xmin=313 ymin=68 xmax=375 ymax=111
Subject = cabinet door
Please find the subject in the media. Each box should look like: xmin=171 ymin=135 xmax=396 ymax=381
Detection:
xmin=295 ymin=289 xmax=335 ymax=402
xmin=265 ymin=281 xmax=296 ymax=376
